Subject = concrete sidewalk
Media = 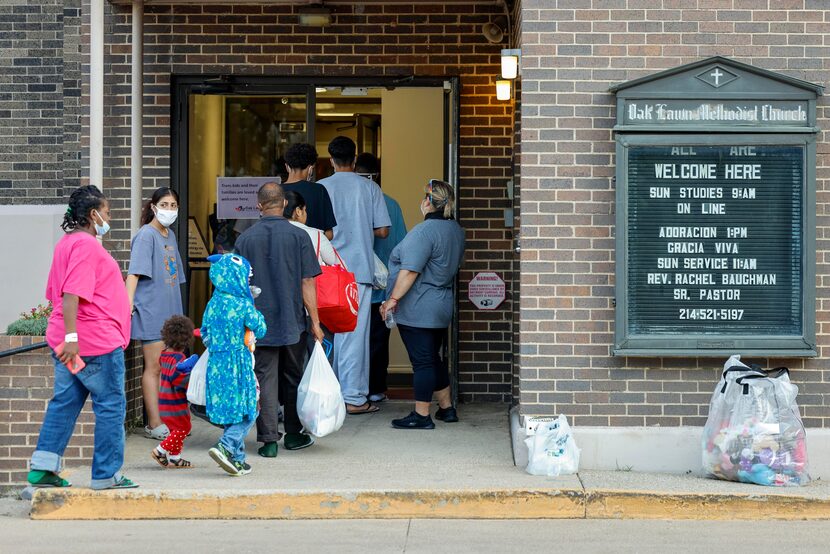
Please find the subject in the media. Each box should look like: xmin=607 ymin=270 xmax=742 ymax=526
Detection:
xmin=26 ymin=402 xmax=830 ymax=520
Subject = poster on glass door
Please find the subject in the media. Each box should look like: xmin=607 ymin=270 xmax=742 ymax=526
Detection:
xmin=216 ymin=176 xmax=282 ymax=220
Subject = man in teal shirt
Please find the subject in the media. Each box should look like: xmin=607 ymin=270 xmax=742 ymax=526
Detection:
xmin=356 ymin=153 xmax=407 ymax=402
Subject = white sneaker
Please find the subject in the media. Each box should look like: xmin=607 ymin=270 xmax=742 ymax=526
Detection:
xmin=143 ymin=424 xmax=170 ymax=440
xmin=368 ymin=393 xmax=387 ymax=403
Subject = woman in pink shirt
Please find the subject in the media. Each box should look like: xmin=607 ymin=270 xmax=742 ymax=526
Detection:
xmin=27 ymin=185 xmax=138 ymax=491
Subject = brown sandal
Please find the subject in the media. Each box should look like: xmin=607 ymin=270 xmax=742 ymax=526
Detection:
xmin=346 ymin=402 xmax=380 ymax=415
xmin=168 ymin=457 xmax=193 ymax=469
xmin=151 ymin=449 xmax=169 ymax=468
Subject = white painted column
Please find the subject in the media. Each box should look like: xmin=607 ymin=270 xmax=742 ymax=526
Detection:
xmin=90 ymin=0 xmax=104 ymax=188
xmin=131 ymin=0 xmax=144 ymax=234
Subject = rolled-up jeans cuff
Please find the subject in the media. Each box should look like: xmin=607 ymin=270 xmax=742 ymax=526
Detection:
xmin=30 ymin=450 xmax=62 ymax=473
xmin=90 ymin=472 xmax=122 ymax=490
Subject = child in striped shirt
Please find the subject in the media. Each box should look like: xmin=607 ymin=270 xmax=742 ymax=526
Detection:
xmin=151 ymin=315 xmax=198 ymax=468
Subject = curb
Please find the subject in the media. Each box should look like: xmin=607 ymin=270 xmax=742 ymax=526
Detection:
xmin=29 ymin=487 xmax=830 ymax=520
xmin=585 ymin=490 xmax=830 ymax=520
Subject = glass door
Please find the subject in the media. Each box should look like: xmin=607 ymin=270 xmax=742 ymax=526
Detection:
xmin=176 ymin=84 xmax=312 ymax=327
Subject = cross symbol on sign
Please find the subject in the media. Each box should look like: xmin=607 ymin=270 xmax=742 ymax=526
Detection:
xmin=710 ymin=68 xmax=723 ymax=86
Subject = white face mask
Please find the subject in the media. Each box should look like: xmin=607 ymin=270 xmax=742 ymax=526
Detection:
xmin=154 ymin=207 xmax=178 ymax=227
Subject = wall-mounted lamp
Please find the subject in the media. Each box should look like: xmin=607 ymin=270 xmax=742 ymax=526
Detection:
xmin=500 ymin=49 xmax=521 ymax=79
xmin=298 ymin=5 xmax=332 ymax=27
xmin=496 ymin=80 xmax=511 ymax=101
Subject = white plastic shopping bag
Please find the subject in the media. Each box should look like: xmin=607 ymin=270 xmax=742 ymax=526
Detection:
xmin=186 ymin=349 xmax=208 ymax=406
xmin=525 ymin=414 xmax=580 ymax=477
xmin=297 ymin=341 xmax=346 ymax=438
xmin=372 ymin=252 xmax=389 ymax=290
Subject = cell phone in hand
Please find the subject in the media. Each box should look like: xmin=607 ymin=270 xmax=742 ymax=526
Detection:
xmin=55 ymin=342 xmax=85 ymax=375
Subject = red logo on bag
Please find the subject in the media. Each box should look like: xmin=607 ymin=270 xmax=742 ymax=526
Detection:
xmin=345 ymin=282 xmax=359 ymax=316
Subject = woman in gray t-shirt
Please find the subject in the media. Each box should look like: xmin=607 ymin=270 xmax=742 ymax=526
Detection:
xmin=126 ymin=187 xmax=186 ymax=440
xmin=380 ymin=180 xmax=465 ymax=430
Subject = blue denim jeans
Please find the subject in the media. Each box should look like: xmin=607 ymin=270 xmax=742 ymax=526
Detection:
xmin=220 ymin=414 xmax=257 ymax=463
xmin=30 ymin=348 xmax=127 ymax=489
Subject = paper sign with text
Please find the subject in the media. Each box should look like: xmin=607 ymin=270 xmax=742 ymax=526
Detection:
xmin=217 ymin=176 xmax=281 ymax=220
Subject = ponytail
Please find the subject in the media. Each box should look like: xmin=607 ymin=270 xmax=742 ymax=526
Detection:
xmin=427 ymin=180 xmax=455 ymax=219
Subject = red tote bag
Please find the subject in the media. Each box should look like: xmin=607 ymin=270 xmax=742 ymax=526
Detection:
xmin=315 ymin=233 xmax=359 ymax=333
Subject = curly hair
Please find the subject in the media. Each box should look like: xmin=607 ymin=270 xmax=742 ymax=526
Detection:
xmin=61 ymin=185 xmax=106 ymax=232
xmin=161 ymin=315 xmax=195 ymax=353
xmin=140 ymin=187 xmax=180 ymax=226
xmin=327 ymin=136 xmax=356 ymax=167
xmin=284 ymin=143 xmax=318 ymax=170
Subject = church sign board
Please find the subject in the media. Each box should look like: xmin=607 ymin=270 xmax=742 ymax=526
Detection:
xmin=611 ymin=57 xmax=822 ymax=357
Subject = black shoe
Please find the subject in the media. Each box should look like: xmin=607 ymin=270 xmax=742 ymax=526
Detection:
xmin=391 ymin=411 xmax=435 ymax=430
xmin=435 ymin=406 xmax=459 ymax=423
xmin=283 ymin=433 xmax=315 ymax=451
xmin=257 ymin=441 xmax=278 ymax=458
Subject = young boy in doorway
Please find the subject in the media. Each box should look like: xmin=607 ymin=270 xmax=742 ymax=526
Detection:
xmin=151 ymin=315 xmax=198 ymax=468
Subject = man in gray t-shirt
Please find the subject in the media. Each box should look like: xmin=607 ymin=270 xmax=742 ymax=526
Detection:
xmin=318 ymin=137 xmax=391 ymax=413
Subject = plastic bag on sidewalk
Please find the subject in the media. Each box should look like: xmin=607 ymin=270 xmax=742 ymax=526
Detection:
xmin=186 ymin=349 xmax=208 ymax=406
xmin=525 ymin=414 xmax=580 ymax=477
xmin=297 ymin=341 xmax=346 ymax=438
xmin=702 ymin=355 xmax=809 ymax=486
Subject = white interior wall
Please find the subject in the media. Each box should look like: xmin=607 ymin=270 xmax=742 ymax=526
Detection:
xmin=381 ymin=87 xmax=445 ymax=373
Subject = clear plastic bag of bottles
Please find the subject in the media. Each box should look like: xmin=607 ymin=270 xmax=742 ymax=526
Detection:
xmin=702 ymin=355 xmax=809 ymax=487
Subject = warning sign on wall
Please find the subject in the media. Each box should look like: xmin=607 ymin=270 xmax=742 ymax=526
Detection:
xmin=468 ymin=272 xmax=506 ymax=310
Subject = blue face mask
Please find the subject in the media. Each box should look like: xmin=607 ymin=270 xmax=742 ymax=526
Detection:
xmin=92 ymin=209 xmax=110 ymax=237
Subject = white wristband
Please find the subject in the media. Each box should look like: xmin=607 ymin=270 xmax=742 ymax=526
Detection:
xmin=64 ymin=333 xmax=78 ymax=343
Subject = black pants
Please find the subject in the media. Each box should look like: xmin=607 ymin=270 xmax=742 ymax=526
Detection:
xmin=254 ymin=337 xmax=306 ymax=442
xmin=369 ymin=302 xmax=391 ymax=396
xmin=397 ymin=324 xmax=449 ymax=403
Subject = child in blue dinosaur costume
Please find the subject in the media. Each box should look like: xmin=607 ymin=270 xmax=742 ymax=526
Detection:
xmin=201 ymin=253 xmax=266 ymax=476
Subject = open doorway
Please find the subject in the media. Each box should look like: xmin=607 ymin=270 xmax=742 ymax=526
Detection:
xmin=172 ymin=77 xmax=458 ymax=400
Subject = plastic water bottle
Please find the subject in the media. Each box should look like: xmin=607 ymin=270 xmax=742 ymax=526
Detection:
xmin=384 ymin=309 xmax=397 ymax=329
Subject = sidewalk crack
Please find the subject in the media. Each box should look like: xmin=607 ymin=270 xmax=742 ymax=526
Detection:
xmin=576 ymin=472 xmax=587 ymax=519
xmin=402 ymin=518 xmax=412 ymax=553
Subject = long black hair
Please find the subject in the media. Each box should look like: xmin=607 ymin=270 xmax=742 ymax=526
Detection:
xmin=61 ymin=185 xmax=106 ymax=232
xmin=283 ymin=190 xmax=306 ymax=220
xmin=140 ymin=187 xmax=180 ymax=225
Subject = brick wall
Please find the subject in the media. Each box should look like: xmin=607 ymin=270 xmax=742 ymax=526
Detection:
xmin=91 ymin=2 xmax=516 ymax=402
xmin=511 ymin=1 xmax=523 ymax=404
xmin=519 ymin=1 xmax=830 ymax=426
xmin=0 ymin=336 xmax=94 ymax=490
xmin=0 ymin=336 xmax=143 ymax=489
xmin=0 ymin=1 xmax=67 ymax=204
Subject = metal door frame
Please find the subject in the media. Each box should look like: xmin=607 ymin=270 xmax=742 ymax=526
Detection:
xmin=171 ymin=74 xmax=462 ymax=400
